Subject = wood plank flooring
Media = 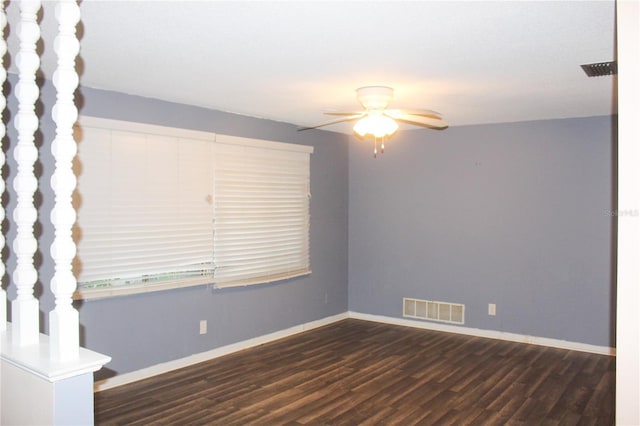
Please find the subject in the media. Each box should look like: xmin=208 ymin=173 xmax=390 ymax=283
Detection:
xmin=95 ymin=319 xmax=615 ymax=425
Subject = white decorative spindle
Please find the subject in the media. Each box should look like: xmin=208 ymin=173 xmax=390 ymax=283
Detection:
xmin=11 ymin=0 xmax=42 ymax=346
xmin=0 ymin=4 xmax=7 ymax=332
xmin=49 ymin=0 xmax=81 ymax=360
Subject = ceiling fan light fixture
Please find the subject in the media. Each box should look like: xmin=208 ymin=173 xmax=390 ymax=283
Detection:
xmin=356 ymin=86 xmax=394 ymax=109
xmin=353 ymin=114 xmax=399 ymax=138
xmin=299 ymin=85 xmax=447 ymax=157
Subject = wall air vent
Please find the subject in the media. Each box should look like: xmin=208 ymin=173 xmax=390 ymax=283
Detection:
xmin=403 ymin=297 xmax=464 ymax=325
xmin=580 ymin=61 xmax=617 ymax=77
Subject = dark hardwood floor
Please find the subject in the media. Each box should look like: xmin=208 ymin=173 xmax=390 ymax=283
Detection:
xmin=95 ymin=319 xmax=615 ymax=425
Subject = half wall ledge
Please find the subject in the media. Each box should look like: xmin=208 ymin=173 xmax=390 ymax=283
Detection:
xmin=1 ymin=324 xmax=110 ymax=382
xmin=1 ymin=324 xmax=111 ymax=425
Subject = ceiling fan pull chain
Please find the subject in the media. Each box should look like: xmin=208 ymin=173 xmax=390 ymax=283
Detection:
xmin=373 ymin=138 xmax=378 ymax=158
xmin=381 ymin=136 xmax=385 ymax=154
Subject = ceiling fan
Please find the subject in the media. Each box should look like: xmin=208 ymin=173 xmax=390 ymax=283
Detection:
xmin=299 ymin=86 xmax=448 ymax=156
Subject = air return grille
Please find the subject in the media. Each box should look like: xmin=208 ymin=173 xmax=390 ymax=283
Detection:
xmin=403 ymin=297 xmax=465 ymax=325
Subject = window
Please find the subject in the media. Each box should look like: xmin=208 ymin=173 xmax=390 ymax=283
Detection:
xmin=213 ymin=135 xmax=312 ymax=288
xmin=73 ymin=117 xmax=313 ymax=299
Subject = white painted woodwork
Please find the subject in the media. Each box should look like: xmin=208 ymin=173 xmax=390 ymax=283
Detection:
xmin=0 ymin=2 xmax=7 ymax=332
xmin=49 ymin=0 xmax=81 ymax=360
xmin=1 ymin=324 xmax=111 ymax=425
xmin=616 ymin=1 xmax=640 ymax=423
xmin=11 ymin=0 xmax=42 ymax=347
xmin=1 ymin=2 xmax=110 ymax=423
xmin=94 ymin=310 xmax=614 ymax=393
xmin=95 ymin=313 xmax=348 ymax=391
xmin=349 ymin=311 xmax=616 ymax=356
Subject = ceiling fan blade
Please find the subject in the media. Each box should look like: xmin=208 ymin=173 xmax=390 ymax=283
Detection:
xmin=297 ymin=114 xmax=364 ymax=131
xmin=388 ymin=113 xmax=449 ymax=130
xmin=323 ymin=111 xmax=366 ymax=116
xmin=385 ymin=109 xmax=442 ymax=119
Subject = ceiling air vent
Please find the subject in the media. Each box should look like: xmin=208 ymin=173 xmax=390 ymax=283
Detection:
xmin=580 ymin=61 xmax=617 ymax=77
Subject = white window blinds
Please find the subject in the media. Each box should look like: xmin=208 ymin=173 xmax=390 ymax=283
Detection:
xmin=72 ymin=118 xmax=313 ymax=298
xmin=212 ymin=135 xmax=313 ymax=288
xmin=74 ymin=121 xmax=215 ymax=291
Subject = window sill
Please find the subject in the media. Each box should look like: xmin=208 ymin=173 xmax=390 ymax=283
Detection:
xmin=73 ymin=269 xmax=312 ymax=301
xmin=73 ymin=276 xmax=214 ymax=301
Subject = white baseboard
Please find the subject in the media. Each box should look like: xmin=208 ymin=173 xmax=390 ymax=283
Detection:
xmin=95 ymin=310 xmax=615 ymax=392
xmin=348 ymin=311 xmax=616 ymax=356
xmin=94 ymin=312 xmax=348 ymax=392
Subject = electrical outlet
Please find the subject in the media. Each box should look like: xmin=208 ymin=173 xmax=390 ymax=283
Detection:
xmin=488 ymin=303 xmax=496 ymax=316
xmin=199 ymin=320 xmax=207 ymax=335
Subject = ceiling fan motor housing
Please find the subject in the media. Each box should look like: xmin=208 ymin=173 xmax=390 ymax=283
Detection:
xmin=357 ymin=86 xmax=394 ymax=110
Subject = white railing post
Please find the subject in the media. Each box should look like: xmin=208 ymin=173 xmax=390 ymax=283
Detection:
xmin=0 ymin=3 xmax=7 ymax=333
xmin=49 ymin=0 xmax=81 ymax=360
xmin=11 ymin=0 xmax=42 ymax=346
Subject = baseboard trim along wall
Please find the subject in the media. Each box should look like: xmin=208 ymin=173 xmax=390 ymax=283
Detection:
xmin=95 ymin=310 xmax=615 ymax=392
xmin=349 ymin=311 xmax=616 ymax=357
xmin=94 ymin=312 xmax=349 ymax=392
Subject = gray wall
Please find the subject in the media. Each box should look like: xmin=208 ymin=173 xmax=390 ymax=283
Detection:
xmin=348 ymin=116 xmax=616 ymax=347
xmin=3 ymin=77 xmax=349 ymax=379
xmin=2 ymin=73 xmax=615 ymax=381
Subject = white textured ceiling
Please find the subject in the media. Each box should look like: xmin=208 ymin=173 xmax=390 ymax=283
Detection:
xmin=8 ymin=0 xmax=617 ymax=133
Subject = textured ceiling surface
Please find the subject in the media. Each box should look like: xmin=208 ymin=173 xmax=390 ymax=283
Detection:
xmin=7 ymin=1 xmax=617 ymax=133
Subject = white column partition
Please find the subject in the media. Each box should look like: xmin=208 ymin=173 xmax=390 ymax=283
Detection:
xmin=11 ymin=0 xmax=42 ymax=347
xmin=0 ymin=4 xmax=8 ymax=333
xmin=49 ymin=0 xmax=81 ymax=360
xmin=1 ymin=3 xmax=110 ymax=423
